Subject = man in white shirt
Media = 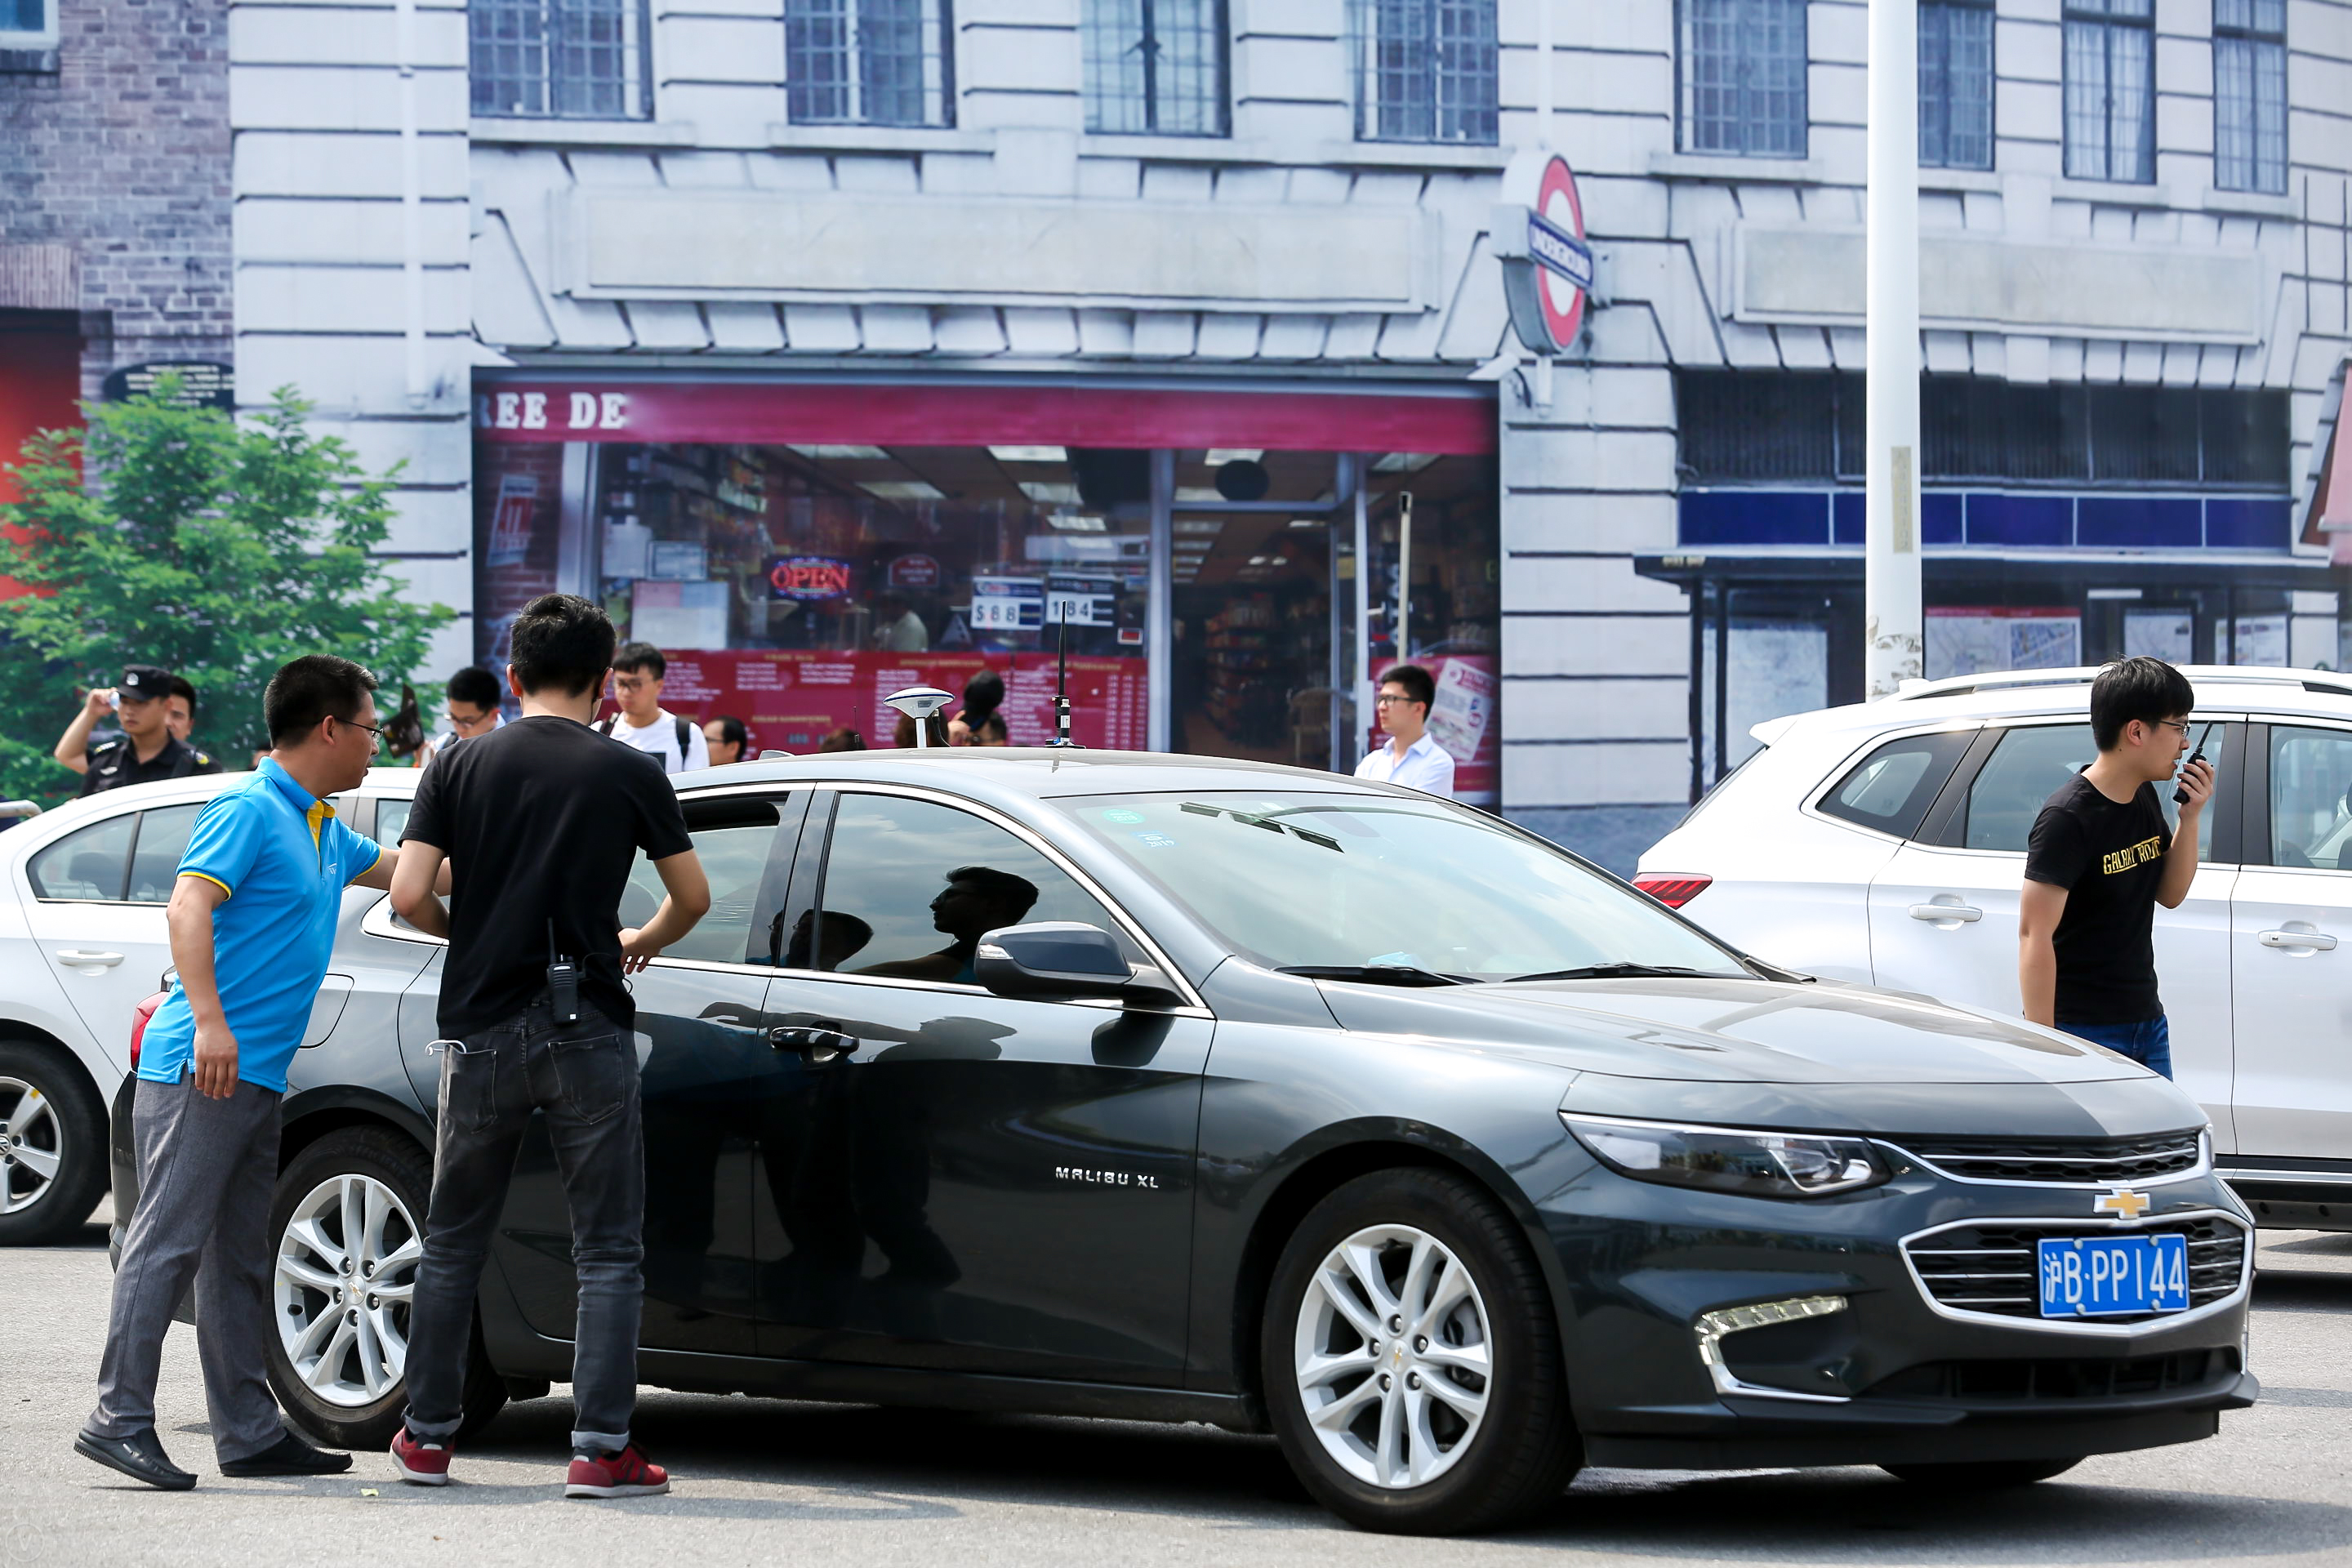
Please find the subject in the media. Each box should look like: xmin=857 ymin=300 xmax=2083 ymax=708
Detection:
xmin=1353 ymin=663 xmax=1456 ymax=799
xmin=595 ymin=642 xmax=710 ymax=774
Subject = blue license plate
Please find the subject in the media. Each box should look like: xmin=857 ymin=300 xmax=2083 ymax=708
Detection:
xmin=2037 ymin=1233 xmax=2191 ymax=1318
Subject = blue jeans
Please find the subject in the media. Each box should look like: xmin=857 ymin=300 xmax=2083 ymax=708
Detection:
xmin=2065 ymin=1016 xmax=2173 ymax=1080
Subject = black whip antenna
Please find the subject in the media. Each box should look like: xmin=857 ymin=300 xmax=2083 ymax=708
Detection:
xmin=1050 ymin=604 xmax=1076 ymax=746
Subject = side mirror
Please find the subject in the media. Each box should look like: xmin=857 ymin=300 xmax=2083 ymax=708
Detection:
xmin=973 ymin=922 xmax=1179 ymax=1005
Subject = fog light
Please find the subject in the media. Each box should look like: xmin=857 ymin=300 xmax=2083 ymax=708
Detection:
xmin=1692 ymin=1294 xmax=1850 ymax=1404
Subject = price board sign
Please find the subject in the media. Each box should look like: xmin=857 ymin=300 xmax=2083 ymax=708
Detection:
xmin=969 ymin=576 xmax=1045 ymax=632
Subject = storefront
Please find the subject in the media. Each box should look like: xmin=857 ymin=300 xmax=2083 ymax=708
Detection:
xmin=472 ymin=375 xmax=1503 ymax=803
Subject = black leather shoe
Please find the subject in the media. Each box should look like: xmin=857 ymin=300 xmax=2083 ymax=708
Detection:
xmin=76 ymin=1428 xmax=198 ymax=1491
xmin=219 ymin=1430 xmax=353 ymax=1477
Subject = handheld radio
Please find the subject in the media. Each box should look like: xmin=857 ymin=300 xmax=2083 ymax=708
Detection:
xmin=546 ymin=920 xmax=581 ymax=1024
xmin=2173 ymin=722 xmax=2215 ymax=808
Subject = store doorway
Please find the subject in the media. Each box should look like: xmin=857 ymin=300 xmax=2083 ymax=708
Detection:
xmin=1170 ymin=509 xmax=1334 ymax=765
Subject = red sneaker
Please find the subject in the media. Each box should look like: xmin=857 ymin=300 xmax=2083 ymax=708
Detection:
xmin=565 ymin=1444 xmax=670 ymax=1499
xmin=390 ymin=1428 xmax=452 ymax=1486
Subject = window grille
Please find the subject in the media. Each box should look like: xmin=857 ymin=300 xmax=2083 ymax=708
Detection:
xmin=1085 ymin=0 xmax=1228 ymax=136
xmin=470 ymin=0 xmax=652 ymax=119
xmin=787 ymin=0 xmax=955 ymax=128
xmin=1679 ymin=0 xmax=1808 ymax=158
xmin=2214 ymin=0 xmax=2287 ymax=194
xmin=2063 ymin=0 xmax=2154 ymax=183
xmin=1349 ymin=0 xmax=1498 ymax=146
xmin=1920 ymin=0 xmax=1994 ymax=170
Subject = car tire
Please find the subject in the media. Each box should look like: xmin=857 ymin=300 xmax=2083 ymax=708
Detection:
xmin=1881 ymin=1458 xmax=2082 ymax=1489
xmin=0 ymin=1039 xmax=110 ymax=1247
xmin=1261 ymin=1167 xmax=1581 ymax=1535
xmin=265 ymin=1127 xmax=508 ymax=1450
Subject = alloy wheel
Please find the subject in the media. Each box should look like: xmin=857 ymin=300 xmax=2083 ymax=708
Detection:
xmin=1292 ymin=1223 xmax=1494 ymax=1490
xmin=274 ymin=1173 xmax=422 ymax=1406
xmin=0 ymin=1076 xmax=65 ymax=1216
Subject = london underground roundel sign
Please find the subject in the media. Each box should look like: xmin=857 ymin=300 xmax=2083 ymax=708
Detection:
xmin=1494 ymin=151 xmax=1595 ymax=355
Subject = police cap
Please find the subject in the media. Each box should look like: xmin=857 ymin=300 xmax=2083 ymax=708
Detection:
xmin=118 ymin=665 xmax=174 ymax=701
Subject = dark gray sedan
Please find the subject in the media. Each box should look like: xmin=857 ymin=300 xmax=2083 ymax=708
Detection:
xmin=113 ymin=751 xmax=2256 ymax=1533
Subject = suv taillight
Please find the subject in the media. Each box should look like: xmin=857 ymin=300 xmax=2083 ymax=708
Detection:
xmin=1633 ymin=874 xmax=1712 ymax=909
xmin=129 ymin=991 xmax=166 ymax=1070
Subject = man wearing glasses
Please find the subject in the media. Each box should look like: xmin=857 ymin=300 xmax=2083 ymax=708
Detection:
xmin=80 ymin=657 xmax=406 ymax=1490
xmin=1353 ymin=663 xmax=1456 ymax=800
xmin=2018 ymin=657 xmax=2213 ymax=1079
xmin=421 ymin=665 xmax=505 ymax=768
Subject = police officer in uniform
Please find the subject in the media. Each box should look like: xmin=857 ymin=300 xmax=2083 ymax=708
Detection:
xmin=57 ymin=666 xmax=223 ymax=796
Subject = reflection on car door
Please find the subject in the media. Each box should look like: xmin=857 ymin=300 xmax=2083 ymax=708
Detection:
xmin=1866 ymin=719 xmax=2238 ymax=1143
xmin=754 ymin=789 xmax=1209 ymax=1385
xmin=395 ymin=789 xmax=808 ymax=1356
xmin=2229 ymin=722 xmax=2352 ymax=1160
xmin=27 ymin=801 xmax=204 ymax=1068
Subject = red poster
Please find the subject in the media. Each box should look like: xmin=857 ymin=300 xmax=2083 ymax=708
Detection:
xmin=638 ymin=648 xmax=1149 ymax=755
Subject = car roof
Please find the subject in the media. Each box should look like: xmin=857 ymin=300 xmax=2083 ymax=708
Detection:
xmin=687 ymin=747 xmax=1411 ymax=803
xmin=1759 ymin=665 xmax=2352 ymax=747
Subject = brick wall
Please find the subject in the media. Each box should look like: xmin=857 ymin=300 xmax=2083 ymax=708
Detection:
xmin=0 ymin=0 xmax=233 ymax=403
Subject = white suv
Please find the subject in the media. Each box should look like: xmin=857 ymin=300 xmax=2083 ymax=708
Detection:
xmin=1637 ymin=665 xmax=2352 ymax=1230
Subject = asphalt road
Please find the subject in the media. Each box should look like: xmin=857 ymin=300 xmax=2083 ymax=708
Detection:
xmin=7 ymin=1205 xmax=2351 ymax=1567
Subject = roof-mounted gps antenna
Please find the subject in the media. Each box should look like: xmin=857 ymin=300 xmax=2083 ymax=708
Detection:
xmin=884 ymin=685 xmax=955 ymax=750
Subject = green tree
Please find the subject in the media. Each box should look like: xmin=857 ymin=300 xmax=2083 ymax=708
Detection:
xmin=0 ymin=381 xmax=456 ymax=803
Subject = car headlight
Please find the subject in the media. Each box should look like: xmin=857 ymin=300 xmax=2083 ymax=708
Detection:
xmin=1562 ymin=1113 xmax=1889 ymax=1199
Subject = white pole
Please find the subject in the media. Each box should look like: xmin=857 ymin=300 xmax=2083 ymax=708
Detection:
xmin=1396 ymin=492 xmax=1413 ymax=664
xmin=1865 ymin=0 xmax=1923 ymax=697
xmin=1535 ymin=0 xmax=1553 ymax=149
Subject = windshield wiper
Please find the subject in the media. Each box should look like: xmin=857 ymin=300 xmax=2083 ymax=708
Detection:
xmin=1280 ymin=964 xmax=1469 ymax=988
xmin=1503 ymin=962 xmax=1744 ymax=984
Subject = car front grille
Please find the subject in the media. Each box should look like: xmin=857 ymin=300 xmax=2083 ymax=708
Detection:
xmin=1888 ymin=1130 xmax=2204 ymax=1185
xmin=1904 ymin=1216 xmax=2247 ymax=1323
xmin=1864 ymin=1347 xmax=2240 ymax=1401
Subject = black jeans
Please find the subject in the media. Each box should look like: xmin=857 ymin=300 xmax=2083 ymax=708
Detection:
xmin=402 ymin=997 xmax=644 ymax=1454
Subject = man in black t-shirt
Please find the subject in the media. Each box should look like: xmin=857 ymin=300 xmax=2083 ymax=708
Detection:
xmin=387 ymin=595 xmax=709 ymax=1499
xmin=2020 ymin=657 xmax=2212 ymax=1079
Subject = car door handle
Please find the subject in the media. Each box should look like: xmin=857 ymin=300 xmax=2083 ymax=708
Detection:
xmin=54 ymin=949 xmax=125 ymax=967
xmin=769 ymin=1024 xmax=859 ymax=1062
xmin=1907 ymin=903 xmax=1983 ymax=924
xmin=2258 ymin=929 xmax=2338 ymax=951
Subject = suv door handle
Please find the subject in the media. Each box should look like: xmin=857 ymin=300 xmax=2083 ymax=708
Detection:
xmin=769 ymin=1024 xmax=859 ymax=1062
xmin=54 ymin=949 xmax=125 ymax=967
xmin=1907 ymin=903 xmax=1983 ymax=924
xmin=2259 ymin=929 xmax=2338 ymax=951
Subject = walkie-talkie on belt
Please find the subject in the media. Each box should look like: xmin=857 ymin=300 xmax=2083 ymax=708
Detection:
xmin=2174 ymin=722 xmax=2215 ymax=808
xmin=547 ymin=920 xmax=581 ymax=1024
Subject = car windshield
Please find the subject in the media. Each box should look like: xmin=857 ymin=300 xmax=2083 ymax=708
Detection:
xmin=1052 ymin=791 xmax=1750 ymax=982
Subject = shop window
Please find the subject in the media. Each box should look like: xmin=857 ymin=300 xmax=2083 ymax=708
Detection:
xmin=1084 ymin=0 xmax=1228 ymax=136
xmin=2215 ymin=0 xmax=2287 ymax=195
xmin=1679 ymin=0 xmax=1808 ymax=158
xmin=470 ymin=0 xmax=653 ymax=119
xmin=1349 ymin=0 xmax=1498 ymax=146
xmin=787 ymin=0 xmax=956 ymax=128
xmin=2063 ymin=0 xmax=2154 ymax=184
xmin=1920 ymin=0 xmax=1995 ymax=172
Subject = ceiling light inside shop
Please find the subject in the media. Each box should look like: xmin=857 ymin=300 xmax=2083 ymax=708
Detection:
xmin=990 ymin=445 xmax=1066 ymax=463
xmin=1247 ymin=556 xmax=1271 ymax=566
xmin=1021 ymin=482 xmax=1081 ymax=504
xmin=1174 ymin=519 xmax=1223 ymax=536
xmin=790 ymin=444 xmax=890 ymax=460
xmin=1204 ymin=448 xmax=1263 ymax=465
xmin=1288 ymin=517 xmax=1323 ymax=528
xmin=1047 ymin=511 xmax=1107 ymax=532
xmin=1174 ymin=487 xmax=1227 ymax=503
xmin=862 ymin=480 xmax=945 ymax=500
xmin=1374 ymin=452 xmax=1440 ymax=473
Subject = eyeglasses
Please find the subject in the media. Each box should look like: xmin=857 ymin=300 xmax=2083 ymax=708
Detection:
xmin=447 ymin=709 xmax=497 ymax=733
xmin=1374 ymin=693 xmax=1420 ymax=707
xmin=2154 ymin=719 xmax=2192 ymax=735
xmin=336 ymin=716 xmax=385 ymax=749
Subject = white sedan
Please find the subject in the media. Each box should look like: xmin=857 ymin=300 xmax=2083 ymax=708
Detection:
xmin=1637 ymin=664 xmax=2352 ymax=1230
xmin=0 ymin=769 xmax=415 ymax=1244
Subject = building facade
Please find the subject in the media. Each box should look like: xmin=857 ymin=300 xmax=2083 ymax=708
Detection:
xmin=12 ymin=0 xmax=2352 ymax=869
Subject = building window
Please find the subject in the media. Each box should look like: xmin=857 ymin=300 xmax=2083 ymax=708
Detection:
xmin=470 ymin=0 xmax=652 ymax=118
xmin=1348 ymin=0 xmax=1498 ymax=146
xmin=1084 ymin=0 xmax=1228 ymax=136
xmin=1 ymin=0 xmax=56 ymax=49
xmin=1919 ymin=0 xmax=1994 ymax=170
xmin=2214 ymin=0 xmax=2287 ymax=194
xmin=1679 ymin=0 xmax=1809 ymax=158
xmin=787 ymin=0 xmax=956 ymax=128
xmin=2063 ymin=0 xmax=2154 ymax=183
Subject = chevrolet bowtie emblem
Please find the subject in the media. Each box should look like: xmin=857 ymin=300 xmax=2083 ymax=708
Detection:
xmin=2095 ymin=1187 xmax=2152 ymax=1220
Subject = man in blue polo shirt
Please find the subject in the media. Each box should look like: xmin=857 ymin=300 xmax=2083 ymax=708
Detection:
xmin=79 ymin=656 xmax=403 ymax=1491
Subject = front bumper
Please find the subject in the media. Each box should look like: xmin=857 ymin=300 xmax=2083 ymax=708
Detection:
xmin=1543 ymin=1159 xmax=2257 ymax=1470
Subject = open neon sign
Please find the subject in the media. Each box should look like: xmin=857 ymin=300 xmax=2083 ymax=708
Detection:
xmin=768 ymin=555 xmax=853 ymax=600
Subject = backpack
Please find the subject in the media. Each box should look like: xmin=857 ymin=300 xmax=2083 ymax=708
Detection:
xmin=595 ymin=714 xmax=694 ymax=770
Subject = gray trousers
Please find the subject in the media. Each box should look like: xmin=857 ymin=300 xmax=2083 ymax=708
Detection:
xmin=87 ymin=1073 xmax=287 ymax=1464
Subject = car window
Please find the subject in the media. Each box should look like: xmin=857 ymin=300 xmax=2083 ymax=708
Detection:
xmin=1818 ymin=730 xmax=1973 ymax=839
xmin=1965 ymin=721 xmax=2221 ymax=858
xmin=2270 ymin=726 xmax=2352 ymax=869
xmin=376 ymin=796 xmax=411 ymax=849
xmin=621 ymin=795 xmax=790 ymax=966
xmin=815 ymin=793 xmax=1134 ymax=984
xmin=127 ymin=804 xmax=203 ymax=903
xmin=28 ymin=813 xmax=138 ymax=902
